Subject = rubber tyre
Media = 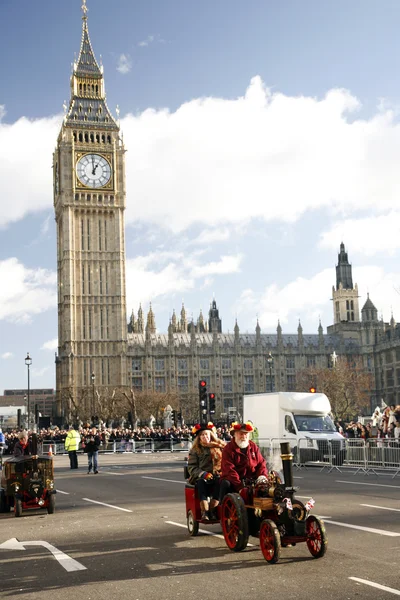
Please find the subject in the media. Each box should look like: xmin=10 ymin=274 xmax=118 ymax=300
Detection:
xmin=187 ymin=510 xmax=199 ymax=536
xmin=14 ymin=498 xmax=22 ymax=518
xmin=0 ymin=490 xmax=10 ymax=513
xmin=260 ymin=519 xmax=281 ymax=563
xmin=47 ymin=494 xmax=56 ymax=514
xmin=221 ymin=493 xmax=249 ymax=552
xmin=306 ymin=515 xmax=327 ymax=558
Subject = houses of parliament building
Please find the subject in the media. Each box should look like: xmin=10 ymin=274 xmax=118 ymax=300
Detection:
xmin=54 ymin=3 xmax=399 ymax=419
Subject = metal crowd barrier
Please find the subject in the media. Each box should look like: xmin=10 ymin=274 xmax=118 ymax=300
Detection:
xmin=40 ymin=438 xmax=191 ymax=456
xmin=39 ymin=436 xmax=400 ymax=478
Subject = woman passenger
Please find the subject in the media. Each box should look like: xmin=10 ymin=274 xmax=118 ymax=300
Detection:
xmin=187 ymin=423 xmax=225 ymax=520
xmin=13 ymin=431 xmax=31 ymax=456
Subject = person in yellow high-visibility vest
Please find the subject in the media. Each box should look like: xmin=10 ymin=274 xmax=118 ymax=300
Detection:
xmin=65 ymin=425 xmax=81 ymax=469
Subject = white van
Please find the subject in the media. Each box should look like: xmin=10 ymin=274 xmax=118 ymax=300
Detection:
xmin=243 ymin=391 xmax=346 ymax=464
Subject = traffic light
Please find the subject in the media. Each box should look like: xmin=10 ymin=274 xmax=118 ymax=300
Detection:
xmin=209 ymin=393 xmax=216 ymax=415
xmin=309 ymin=386 xmax=316 ymax=393
xmin=171 ymin=409 xmax=177 ymax=424
xmin=177 ymin=411 xmax=182 ymax=423
xmin=199 ymin=379 xmax=208 ymax=422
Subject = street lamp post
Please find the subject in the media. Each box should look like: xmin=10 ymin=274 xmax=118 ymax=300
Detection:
xmin=91 ymin=372 xmax=95 ymax=424
xmin=24 ymin=353 xmax=32 ymax=431
xmin=267 ymin=352 xmax=274 ymax=392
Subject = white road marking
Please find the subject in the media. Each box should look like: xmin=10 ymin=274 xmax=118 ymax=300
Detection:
xmin=336 ymin=480 xmax=400 ymax=489
xmin=166 ymin=521 xmax=254 ymax=546
xmin=0 ymin=538 xmax=86 ymax=572
xmin=350 ymin=577 xmax=400 ymax=596
xmin=82 ymin=498 xmax=132 ymax=513
xmin=323 ymin=520 xmax=400 ymax=537
xmin=56 ymin=490 xmax=69 ymax=495
xmin=142 ymin=476 xmax=185 ymax=484
xmin=361 ymin=504 xmax=400 ymax=512
xmin=103 ymin=472 xmax=125 ymax=476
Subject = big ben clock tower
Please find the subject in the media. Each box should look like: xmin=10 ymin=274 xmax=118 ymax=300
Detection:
xmin=54 ymin=1 xmax=127 ymax=417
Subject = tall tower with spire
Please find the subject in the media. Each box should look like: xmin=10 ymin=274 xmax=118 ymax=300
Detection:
xmin=332 ymin=242 xmax=360 ymax=325
xmin=54 ymin=1 xmax=127 ymax=410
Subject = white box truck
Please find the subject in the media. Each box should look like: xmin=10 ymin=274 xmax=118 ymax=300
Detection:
xmin=243 ymin=391 xmax=346 ymax=465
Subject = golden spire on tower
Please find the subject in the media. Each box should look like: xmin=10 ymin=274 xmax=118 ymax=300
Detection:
xmin=82 ymin=0 xmax=88 ymax=19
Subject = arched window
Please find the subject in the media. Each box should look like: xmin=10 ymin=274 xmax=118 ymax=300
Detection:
xmin=79 ymin=83 xmax=82 ymax=94
xmin=107 ymin=135 xmax=111 ymax=143
xmin=73 ymin=132 xmax=77 ymax=141
xmin=101 ymin=134 xmax=105 ymax=143
xmin=83 ymin=84 xmax=86 ymax=94
xmin=84 ymin=133 xmax=89 ymax=142
xmin=96 ymin=134 xmax=100 ymax=143
xmin=90 ymin=133 xmax=94 ymax=142
xmin=86 ymin=194 xmax=91 ymax=201
xmin=79 ymin=132 xmax=83 ymax=142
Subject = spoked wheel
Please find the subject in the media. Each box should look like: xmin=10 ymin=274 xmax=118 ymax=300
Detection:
xmin=47 ymin=494 xmax=56 ymax=514
xmin=187 ymin=510 xmax=199 ymax=536
xmin=221 ymin=493 xmax=249 ymax=552
xmin=306 ymin=515 xmax=327 ymax=558
xmin=14 ymin=498 xmax=22 ymax=518
xmin=260 ymin=519 xmax=281 ymax=563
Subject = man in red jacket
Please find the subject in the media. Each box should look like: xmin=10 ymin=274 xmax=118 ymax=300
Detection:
xmin=219 ymin=421 xmax=268 ymax=500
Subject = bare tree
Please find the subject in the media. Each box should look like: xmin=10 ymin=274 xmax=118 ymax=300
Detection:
xmin=296 ymin=356 xmax=372 ymax=421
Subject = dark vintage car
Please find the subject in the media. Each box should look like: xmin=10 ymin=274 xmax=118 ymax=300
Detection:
xmin=0 ymin=452 xmax=56 ymax=517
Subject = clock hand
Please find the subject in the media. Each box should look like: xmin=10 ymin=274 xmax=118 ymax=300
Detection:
xmin=91 ymin=155 xmax=96 ymax=175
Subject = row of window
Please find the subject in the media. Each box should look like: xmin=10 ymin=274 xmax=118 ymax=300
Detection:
xmin=83 ymin=358 xmax=110 ymax=386
xmin=82 ymin=307 xmax=111 ymax=340
xmin=80 ymin=218 xmax=109 ymax=251
xmin=73 ymin=131 xmax=112 ymax=144
xmin=130 ymin=375 xmax=297 ymax=394
xmin=81 ymin=263 xmax=109 ymax=296
xmin=384 ymin=349 xmax=400 ymax=364
xmin=132 ymin=356 xmax=316 ymax=372
xmin=75 ymin=193 xmax=115 ymax=205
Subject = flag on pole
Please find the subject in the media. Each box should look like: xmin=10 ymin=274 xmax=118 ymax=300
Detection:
xmin=305 ymin=498 xmax=315 ymax=511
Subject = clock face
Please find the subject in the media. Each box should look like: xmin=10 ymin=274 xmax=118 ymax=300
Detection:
xmin=76 ymin=154 xmax=112 ymax=188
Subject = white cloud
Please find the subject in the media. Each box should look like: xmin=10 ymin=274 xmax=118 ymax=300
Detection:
xmin=319 ymin=212 xmax=400 ymax=256
xmin=116 ymin=53 xmax=132 ymax=74
xmin=0 ymin=114 xmax=61 ymax=228
xmin=41 ymin=338 xmax=58 ymax=351
xmin=138 ymin=35 xmax=155 ymax=47
xmin=2 ymin=78 xmax=400 ymax=238
xmin=126 ymin=251 xmax=242 ymax=310
xmin=1 ymin=352 xmax=14 ymax=359
xmin=32 ymin=366 xmax=50 ymax=378
xmin=0 ymin=258 xmax=57 ymax=322
xmin=236 ymin=265 xmax=400 ymax=332
xmin=0 ymin=105 xmax=6 ymax=121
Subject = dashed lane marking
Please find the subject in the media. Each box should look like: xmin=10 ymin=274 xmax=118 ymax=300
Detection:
xmin=349 ymin=577 xmax=400 ymax=596
xmin=82 ymin=498 xmax=133 ymax=512
xmin=323 ymin=520 xmax=400 ymax=537
xmin=166 ymin=521 xmax=254 ymax=546
xmin=360 ymin=504 xmax=400 ymax=512
xmin=56 ymin=490 xmax=69 ymax=495
xmin=336 ymin=480 xmax=400 ymax=489
xmin=142 ymin=476 xmax=185 ymax=484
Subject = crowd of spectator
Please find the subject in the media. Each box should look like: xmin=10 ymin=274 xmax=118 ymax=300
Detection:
xmin=1 ymin=405 xmax=399 ymax=456
xmin=1 ymin=424 xmax=233 ymax=456
xmin=335 ymin=404 xmax=400 ymax=441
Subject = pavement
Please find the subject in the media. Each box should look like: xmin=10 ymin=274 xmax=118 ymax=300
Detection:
xmin=0 ymin=453 xmax=399 ymax=599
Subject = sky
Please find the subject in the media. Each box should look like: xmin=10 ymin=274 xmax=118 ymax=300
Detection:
xmin=2 ymin=0 xmax=400 ymax=392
